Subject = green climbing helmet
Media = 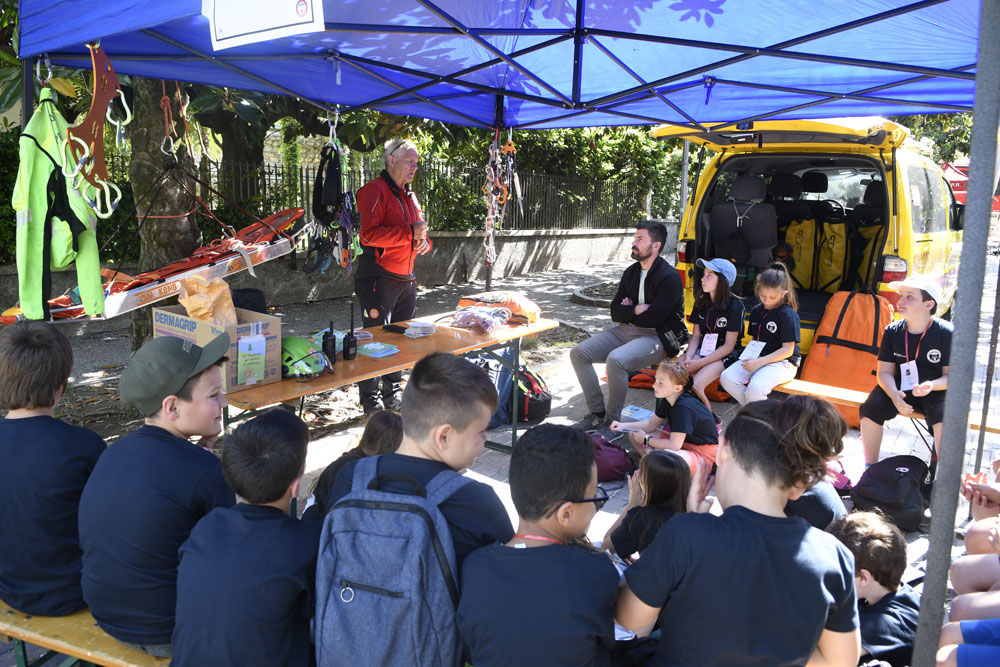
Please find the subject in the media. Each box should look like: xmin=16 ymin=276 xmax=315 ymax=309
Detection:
xmin=281 ymin=335 xmax=327 ymax=378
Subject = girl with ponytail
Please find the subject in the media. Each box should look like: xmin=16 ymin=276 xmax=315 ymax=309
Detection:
xmin=719 ymin=261 xmax=801 ymax=404
xmin=610 ymin=360 xmax=718 ymax=472
xmin=617 ymin=396 xmax=861 ymax=666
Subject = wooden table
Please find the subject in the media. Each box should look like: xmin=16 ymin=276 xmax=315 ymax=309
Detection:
xmin=225 ymin=313 xmax=559 ymax=450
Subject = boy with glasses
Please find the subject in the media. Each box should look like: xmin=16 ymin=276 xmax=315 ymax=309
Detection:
xmin=458 ymin=424 xmax=619 ymax=666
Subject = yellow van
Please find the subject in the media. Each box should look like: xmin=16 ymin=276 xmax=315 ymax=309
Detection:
xmin=651 ymin=117 xmax=963 ymax=353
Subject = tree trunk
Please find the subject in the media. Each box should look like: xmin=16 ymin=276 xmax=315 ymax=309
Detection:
xmin=128 ymin=77 xmax=200 ymax=350
xmin=199 ymin=110 xmax=266 ymax=204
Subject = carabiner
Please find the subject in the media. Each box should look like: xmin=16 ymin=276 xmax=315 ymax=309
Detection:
xmin=160 ymin=135 xmax=177 ymax=162
xmin=60 ymin=135 xmax=91 ymax=179
xmin=83 ymin=180 xmax=122 ymax=219
xmin=106 ymin=90 xmax=133 ymax=127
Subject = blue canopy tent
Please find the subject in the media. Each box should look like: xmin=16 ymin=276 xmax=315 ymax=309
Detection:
xmin=18 ymin=0 xmax=980 ymax=129
xmin=15 ymin=2 xmax=1000 ymax=664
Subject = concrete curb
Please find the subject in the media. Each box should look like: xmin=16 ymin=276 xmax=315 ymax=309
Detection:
xmin=570 ymin=283 xmax=614 ymax=308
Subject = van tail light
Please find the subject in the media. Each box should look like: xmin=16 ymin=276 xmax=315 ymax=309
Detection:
xmin=879 ymin=255 xmax=908 ymax=283
xmin=677 ymin=239 xmax=695 ymax=265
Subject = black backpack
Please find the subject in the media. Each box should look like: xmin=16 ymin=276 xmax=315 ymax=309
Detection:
xmin=850 ymin=455 xmax=932 ymax=532
xmin=513 ymin=365 xmax=552 ymax=423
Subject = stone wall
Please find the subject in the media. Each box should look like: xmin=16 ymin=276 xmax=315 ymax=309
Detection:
xmin=0 ymin=221 xmax=678 ymax=311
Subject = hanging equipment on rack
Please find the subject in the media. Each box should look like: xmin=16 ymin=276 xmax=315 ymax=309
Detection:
xmin=481 ymin=128 xmax=523 ymax=269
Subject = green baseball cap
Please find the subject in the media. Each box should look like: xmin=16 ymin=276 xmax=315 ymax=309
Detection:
xmin=120 ymin=333 xmax=230 ymax=416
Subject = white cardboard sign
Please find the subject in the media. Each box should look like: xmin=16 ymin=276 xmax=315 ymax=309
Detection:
xmin=203 ymin=0 xmax=325 ymax=51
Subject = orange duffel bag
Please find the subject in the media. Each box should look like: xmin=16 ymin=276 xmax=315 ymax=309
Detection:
xmin=799 ymin=291 xmax=893 ymax=428
xmin=457 ymin=291 xmax=541 ymax=323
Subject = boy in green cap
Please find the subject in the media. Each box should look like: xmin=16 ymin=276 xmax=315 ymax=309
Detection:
xmin=78 ymin=333 xmax=236 ymax=657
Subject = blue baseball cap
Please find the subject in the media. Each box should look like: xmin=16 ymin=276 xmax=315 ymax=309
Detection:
xmin=696 ymin=258 xmax=737 ymax=287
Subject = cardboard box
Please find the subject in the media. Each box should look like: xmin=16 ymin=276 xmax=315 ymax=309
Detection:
xmin=152 ymin=305 xmax=282 ymax=393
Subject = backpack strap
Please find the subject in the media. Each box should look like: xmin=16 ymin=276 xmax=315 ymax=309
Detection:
xmin=425 ymin=469 xmax=473 ymax=507
xmin=350 ymin=455 xmax=380 ymax=493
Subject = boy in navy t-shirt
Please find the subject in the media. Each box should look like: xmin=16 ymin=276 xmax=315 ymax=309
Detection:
xmin=78 ymin=334 xmax=236 ymax=657
xmin=172 ymin=409 xmax=319 ymax=666
xmin=828 ymin=512 xmax=920 ymax=666
xmin=0 ymin=322 xmax=105 ymax=616
xmin=860 ymin=275 xmax=951 ymax=464
xmin=458 ymin=424 xmax=619 ymax=667
xmin=327 ymin=353 xmax=513 ymax=570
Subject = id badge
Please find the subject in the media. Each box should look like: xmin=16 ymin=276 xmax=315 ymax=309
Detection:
xmin=699 ymin=333 xmax=718 ymax=357
xmin=899 ymin=360 xmax=919 ymax=391
xmin=739 ymin=340 xmax=766 ymax=360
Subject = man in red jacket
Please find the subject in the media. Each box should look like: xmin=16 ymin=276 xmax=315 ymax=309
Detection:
xmin=354 ymin=138 xmax=431 ymax=414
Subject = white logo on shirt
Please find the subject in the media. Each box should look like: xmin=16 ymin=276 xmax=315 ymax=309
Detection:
xmin=927 ymin=349 xmax=942 ymax=364
xmin=765 ymin=321 xmax=778 ymax=334
xmin=716 ymin=317 xmax=728 ymax=328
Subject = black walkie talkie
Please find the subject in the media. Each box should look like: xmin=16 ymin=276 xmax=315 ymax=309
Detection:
xmin=322 ymin=320 xmax=337 ymax=368
xmin=343 ymin=304 xmax=357 ymax=360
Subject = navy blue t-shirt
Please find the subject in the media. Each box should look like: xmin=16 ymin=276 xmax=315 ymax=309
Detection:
xmin=746 ymin=303 xmax=801 ymax=360
xmin=859 ymin=583 xmax=920 ymax=660
xmin=172 ymin=504 xmax=321 ymax=666
xmin=458 ymin=542 xmax=619 ymax=667
xmin=689 ymin=299 xmax=746 ymax=338
xmin=610 ymin=505 xmax=677 ymax=558
xmin=0 ymin=416 xmax=105 ymax=615
xmin=625 ymin=506 xmax=858 ymax=666
xmin=330 ymin=453 xmax=513 ymax=571
xmin=654 ymin=393 xmax=718 ymax=446
xmin=78 ymin=424 xmax=235 ymax=644
xmin=877 ymin=318 xmax=952 ymax=383
xmin=785 ymin=480 xmax=847 ymax=530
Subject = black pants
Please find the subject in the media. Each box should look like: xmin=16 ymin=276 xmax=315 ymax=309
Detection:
xmin=354 ymin=275 xmax=417 ymax=413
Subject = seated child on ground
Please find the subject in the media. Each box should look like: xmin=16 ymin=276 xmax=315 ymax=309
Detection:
xmin=326 ymin=352 xmax=513 ymax=569
xmin=602 ymin=449 xmax=689 ymax=561
xmin=617 ymin=396 xmax=861 ymax=666
xmin=78 ymin=334 xmax=236 ymax=657
xmin=172 ymin=409 xmax=319 ymax=666
xmin=827 ymin=512 xmax=920 ymax=666
xmin=937 ymin=618 xmax=1000 ymax=666
xmin=610 ymin=360 xmax=718 ymax=472
xmin=304 ymin=408 xmax=402 ymax=521
xmin=785 ymin=478 xmax=847 ymax=531
xmin=719 ymin=262 xmax=801 ymax=405
xmin=682 ymin=258 xmax=745 ymax=410
xmin=458 ymin=424 xmax=619 ymax=667
xmin=947 ymin=525 xmax=1000 ymax=622
xmin=0 ymin=322 xmax=106 ymax=616
xmin=859 ymin=274 xmax=950 ymax=465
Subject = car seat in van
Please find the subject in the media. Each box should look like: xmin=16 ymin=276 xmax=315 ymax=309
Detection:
xmin=768 ymin=173 xmax=812 ymax=231
xmin=850 ymin=181 xmax=887 ymax=224
xmin=802 ymin=171 xmax=837 ymax=221
xmin=710 ymin=174 xmax=777 ymax=269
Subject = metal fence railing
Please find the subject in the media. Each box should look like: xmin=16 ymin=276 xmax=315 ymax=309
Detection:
xmin=106 ymin=154 xmax=664 ymax=231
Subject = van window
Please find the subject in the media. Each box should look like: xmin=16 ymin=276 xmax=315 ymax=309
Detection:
xmin=906 ymin=164 xmax=948 ymax=234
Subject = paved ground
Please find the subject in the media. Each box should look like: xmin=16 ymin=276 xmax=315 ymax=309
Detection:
xmin=4 ymin=256 xmax=999 ymax=664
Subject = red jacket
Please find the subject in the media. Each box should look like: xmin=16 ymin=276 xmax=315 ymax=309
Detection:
xmin=355 ymin=171 xmax=431 ymax=280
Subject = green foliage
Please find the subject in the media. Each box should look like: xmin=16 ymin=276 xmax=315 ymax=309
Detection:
xmin=890 ymin=113 xmax=972 ymax=163
xmin=0 ymin=126 xmax=17 ymax=263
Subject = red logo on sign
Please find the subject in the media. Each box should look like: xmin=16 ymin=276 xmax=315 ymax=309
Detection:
xmin=296 ymin=0 xmax=309 ymax=17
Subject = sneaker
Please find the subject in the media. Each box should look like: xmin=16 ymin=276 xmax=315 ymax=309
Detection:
xmin=576 ymin=412 xmax=606 ymax=432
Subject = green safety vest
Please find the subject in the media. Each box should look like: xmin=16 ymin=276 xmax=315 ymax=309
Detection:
xmin=12 ymin=88 xmax=104 ymax=319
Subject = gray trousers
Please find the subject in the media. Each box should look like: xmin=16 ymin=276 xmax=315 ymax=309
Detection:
xmin=570 ymin=324 xmax=664 ymax=421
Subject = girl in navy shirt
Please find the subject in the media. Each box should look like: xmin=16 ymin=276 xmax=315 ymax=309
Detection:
xmin=601 ymin=449 xmax=690 ymax=561
xmin=684 ymin=257 xmax=745 ymax=410
xmin=720 ymin=262 xmax=801 ymax=404
xmin=610 ymin=360 xmax=719 ymax=472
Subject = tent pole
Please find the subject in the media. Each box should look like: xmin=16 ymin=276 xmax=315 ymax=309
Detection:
xmin=20 ymin=58 xmax=33 ymax=133
xmin=680 ymin=140 xmax=689 ymax=220
xmin=910 ymin=0 xmax=1000 ymax=664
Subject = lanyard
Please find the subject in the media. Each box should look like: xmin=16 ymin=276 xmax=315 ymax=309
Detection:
xmin=513 ymin=533 xmax=564 ymax=546
xmin=755 ymin=309 xmax=773 ymax=342
xmin=904 ymin=322 xmax=931 ymax=363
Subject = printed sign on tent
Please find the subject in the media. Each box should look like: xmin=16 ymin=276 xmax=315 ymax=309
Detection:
xmin=202 ymin=0 xmax=324 ymax=51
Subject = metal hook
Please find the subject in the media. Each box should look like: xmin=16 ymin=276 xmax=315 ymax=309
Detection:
xmin=160 ymin=135 xmax=177 ymax=162
xmin=106 ymin=89 xmax=133 ymax=127
xmin=35 ymin=55 xmax=53 ymax=86
xmin=83 ymin=179 xmax=121 ymax=219
xmin=60 ymin=134 xmax=90 ymax=178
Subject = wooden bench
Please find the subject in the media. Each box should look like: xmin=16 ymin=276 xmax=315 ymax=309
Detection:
xmin=0 ymin=600 xmax=168 ymax=666
xmin=775 ymin=379 xmax=1000 ymax=434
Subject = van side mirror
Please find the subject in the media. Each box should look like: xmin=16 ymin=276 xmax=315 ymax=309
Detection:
xmin=951 ymin=203 xmax=965 ymax=231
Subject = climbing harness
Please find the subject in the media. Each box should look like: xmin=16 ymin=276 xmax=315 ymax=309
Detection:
xmin=304 ymin=109 xmax=362 ymax=276
xmin=481 ymin=128 xmax=523 ymax=268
